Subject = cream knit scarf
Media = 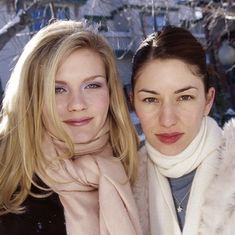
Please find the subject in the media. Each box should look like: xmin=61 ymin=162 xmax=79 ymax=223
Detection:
xmin=38 ymin=121 xmax=143 ymax=235
xmin=146 ymin=116 xmax=222 ymax=235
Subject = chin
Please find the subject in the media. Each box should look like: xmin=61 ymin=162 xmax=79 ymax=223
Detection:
xmin=156 ymin=146 xmax=182 ymax=156
xmin=71 ymin=135 xmax=93 ymax=144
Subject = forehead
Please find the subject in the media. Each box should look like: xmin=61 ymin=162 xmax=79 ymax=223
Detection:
xmin=59 ymin=48 xmax=103 ymax=68
xmin=55 ymin=48 xmax=105 ymax=81
xmin=135 ymin=59 xmax=204 ymax=91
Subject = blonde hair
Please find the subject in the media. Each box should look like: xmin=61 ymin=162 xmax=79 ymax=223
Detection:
xmin=0 ymin=20 xmax=139 ymax=215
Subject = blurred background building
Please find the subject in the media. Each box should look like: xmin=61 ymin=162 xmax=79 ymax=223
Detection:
xmin=0 ymin=0 xmax=234 ymax=124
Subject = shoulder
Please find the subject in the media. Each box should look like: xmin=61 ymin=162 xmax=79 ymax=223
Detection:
xmin=134 ymin=145 xmax=148 ymax=189
xmin=199 ymin=118 xmax=235 ymax=234
xmin=222 ymin=118 xmax=235 ymax=149
xmin=132 ymin=145 xmax=150 ymax=235
xmin=132 ymin=145 xmax=147 ymax=191
xmin=0 ymin=192 xmax=66 ymax=235
xmin=138 ymin=145 xmax=148 ymax=166
xmin=217 ymin=118 xmax=235 ymax=174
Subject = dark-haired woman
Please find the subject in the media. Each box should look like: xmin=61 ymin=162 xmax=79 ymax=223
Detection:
xmin=131 ymin=26 xmax=235 ymax=235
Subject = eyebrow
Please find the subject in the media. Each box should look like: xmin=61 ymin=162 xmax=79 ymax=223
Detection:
xmin=175 ymin=86 xmax=198 ymax=94
xmin=55 ymin=75 xmax=106 ymax=84
xmin=137 ymin=86 xmax=198 ymax=95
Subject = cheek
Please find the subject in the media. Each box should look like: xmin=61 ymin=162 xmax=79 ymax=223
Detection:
xmin=192 ymin=101 xmax=207 ymax=119
xmin=91 ymin=91 xmax=110 ymax=113
xmin=182 ymin=108 xmax=204 ymax=138
xmin=134 ymin=101 xmax=146 ymax=125
xmin=134 ymin=99 xmax=153 ymax=120
xmin=192 ymin=111 xmax=205 ymax=126
xmin=135 ymin=106 xmax=153 ymax=130
xmin=55 ymin=100 xmax=66 ymax=116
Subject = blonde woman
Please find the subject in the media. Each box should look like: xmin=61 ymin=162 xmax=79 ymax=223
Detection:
xmin=0 ymin=20 xmax=142 ymax=235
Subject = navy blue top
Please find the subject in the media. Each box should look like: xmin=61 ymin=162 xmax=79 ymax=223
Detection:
xmin=168 ymin=169 xmax=196 ymax=230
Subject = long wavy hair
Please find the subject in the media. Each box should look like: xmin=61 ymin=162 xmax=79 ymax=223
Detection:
xmin=0 ymin=20 xmax=139 ymax=215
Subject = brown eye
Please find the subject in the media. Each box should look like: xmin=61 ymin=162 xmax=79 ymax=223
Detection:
xmin=143 ymin=97 xmax=159 ymax=103
xmin=178 ymin=95 xmax=193 ymax=101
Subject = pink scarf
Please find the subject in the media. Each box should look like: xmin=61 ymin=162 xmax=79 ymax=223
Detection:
xmin=38 ymin=123 xmax=142 ymax=235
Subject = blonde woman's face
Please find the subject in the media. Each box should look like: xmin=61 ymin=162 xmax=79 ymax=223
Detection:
xmin=44 ymin=48 xmax=109 ymax=144
xmin=134 ymin=59 xmax=215 ymax=155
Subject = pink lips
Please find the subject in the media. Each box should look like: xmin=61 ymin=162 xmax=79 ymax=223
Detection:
xmin=63 ymin=117 xmax=93 ymax=126
xmin=156 ymin=132 xmax=183 ymax=144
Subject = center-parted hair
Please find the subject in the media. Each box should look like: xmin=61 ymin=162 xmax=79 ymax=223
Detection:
xmin=131 ymin=26 xmax=210 ymax=93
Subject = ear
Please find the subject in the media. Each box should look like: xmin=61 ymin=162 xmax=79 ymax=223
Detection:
xmin=204 ymin=87 xmax=215 ymax=116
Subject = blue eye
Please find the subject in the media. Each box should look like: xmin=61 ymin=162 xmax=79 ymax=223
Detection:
xmin=85 ymin=83 xmax=101 ymax=89
xmin=55 ymin=87 xmax=66 ymax=94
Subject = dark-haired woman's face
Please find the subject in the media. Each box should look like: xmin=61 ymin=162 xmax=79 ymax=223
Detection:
xmin=134 ymin=59 xmax=215 ymax=155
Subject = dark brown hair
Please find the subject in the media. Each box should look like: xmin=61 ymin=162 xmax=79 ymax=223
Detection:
xmin=131 ymin=26 xmax=211 ymax=93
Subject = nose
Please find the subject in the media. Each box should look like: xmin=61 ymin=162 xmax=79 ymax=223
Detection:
xmin=67 ymin=92 xmax=87 ymax=112
xmin=159 ymin=102 xmax=177 ymax=128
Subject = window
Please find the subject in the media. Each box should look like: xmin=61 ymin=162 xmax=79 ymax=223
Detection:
xmin=29 ymin=5 xmax=70 ymax=32
xmin=142 ymin=13 xmax=167 ymax=36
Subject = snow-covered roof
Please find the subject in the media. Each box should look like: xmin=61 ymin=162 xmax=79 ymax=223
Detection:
xmin=79 ymin=0 xmax=178 ymax=18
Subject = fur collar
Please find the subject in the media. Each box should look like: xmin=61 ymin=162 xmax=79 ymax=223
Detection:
xmin=132 ymin=119 xmax=235 ymax=235
xmin=132 ymin=146 xmax=150 ymax=235
xmin=199 ymin=118 xmax=235 ymax=234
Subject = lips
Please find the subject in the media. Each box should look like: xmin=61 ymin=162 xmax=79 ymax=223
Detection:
xmin=155 ymin=132 xmax=184 ymax=144
xmin=63 ymin=117 xmax=93 ymax=126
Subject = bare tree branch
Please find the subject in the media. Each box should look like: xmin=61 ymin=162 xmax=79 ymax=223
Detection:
xmin=0 ymin=0 xmax=52 ymax=51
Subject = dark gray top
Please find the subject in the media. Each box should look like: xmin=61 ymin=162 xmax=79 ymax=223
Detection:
xmin=168 ymin=169 xmax=196 ymax=230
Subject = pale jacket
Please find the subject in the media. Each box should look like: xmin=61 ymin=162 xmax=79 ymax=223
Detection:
xmin=132 ymin=146 xmax=150 ymax=235
xmin=199 ymin=118 xmax=235 ymax=235
xmin=132 ymin=118 xmax=235 ymax=235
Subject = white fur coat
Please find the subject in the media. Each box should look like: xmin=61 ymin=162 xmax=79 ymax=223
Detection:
xmin=199 ymin=118 xmax=235 ymax=235
xmin=132 ymin=118 xmax=235 ymax=235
